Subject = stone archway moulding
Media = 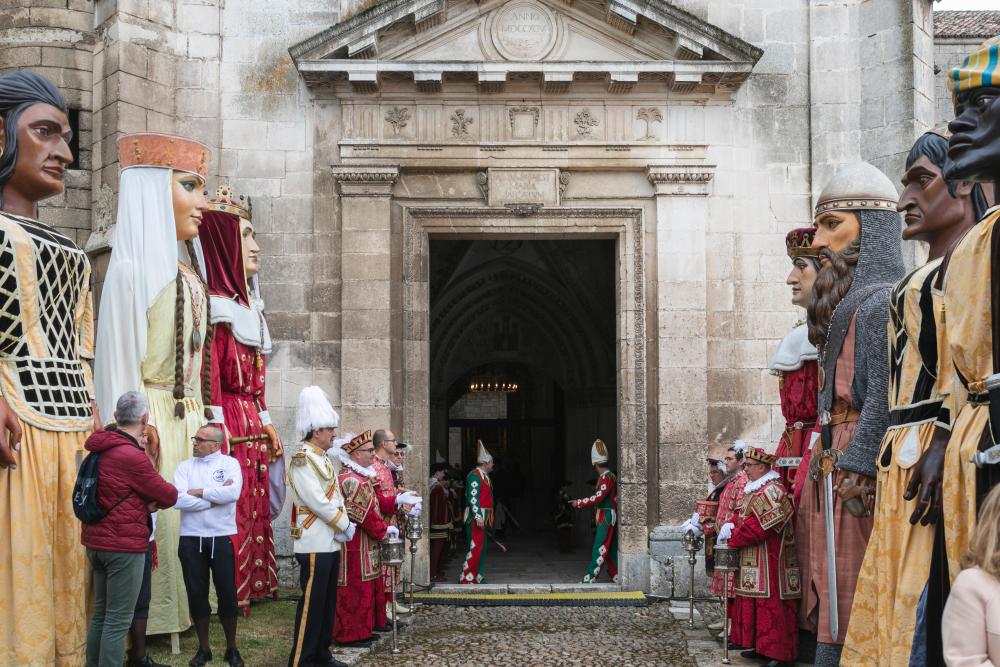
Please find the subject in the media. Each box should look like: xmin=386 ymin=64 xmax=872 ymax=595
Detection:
xmin=400 ymin=204 xmax=650 ymax=589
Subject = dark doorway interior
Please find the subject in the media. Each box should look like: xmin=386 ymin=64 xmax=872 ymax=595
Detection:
xmin=429 ymin=239 xmax=617 ymax=582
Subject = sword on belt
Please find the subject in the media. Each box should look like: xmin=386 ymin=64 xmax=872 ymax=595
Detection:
xmin=819 ymin=410 xmax=840 ymax=642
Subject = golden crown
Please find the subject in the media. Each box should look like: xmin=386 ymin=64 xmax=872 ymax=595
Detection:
xmin=208 ymin=183 xmax=252 ymax=221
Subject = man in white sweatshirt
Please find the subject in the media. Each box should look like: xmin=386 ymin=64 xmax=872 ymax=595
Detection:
xmin=174 ymin=425 xmax=244 ymax=667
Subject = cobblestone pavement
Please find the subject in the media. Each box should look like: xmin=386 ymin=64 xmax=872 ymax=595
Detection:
xmin=358 ymin=602 xmax=697 ymax=667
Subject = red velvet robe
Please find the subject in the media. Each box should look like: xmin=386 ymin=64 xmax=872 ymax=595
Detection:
xmin=774 ymin=359 xmax=818 ymax=504
xmin=371 ymin=457 xmax=399 ymax=611
xmin=334 ymin=469 xmax=389 ymax=643
xmin=209 ymin=323 xmax=277 ymax=610
xmin=711 ymin=469 xmax=749 ymax=597
xmin=728 ymin=476 xmax=800 ymax=664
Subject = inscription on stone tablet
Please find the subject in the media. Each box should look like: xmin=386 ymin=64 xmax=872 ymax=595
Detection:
xmin=493 ymin=1 xmax=557 ymax=61
xmin=488 ymin=168 xmax=560 ymax=207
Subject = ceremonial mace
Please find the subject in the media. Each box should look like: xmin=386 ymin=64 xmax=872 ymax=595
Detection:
xmin=713 ymin=543 xmax=740 ymax=665
xmin=380 ymin=535 xmax=406 ymax=654
xmin=680 ymin=530 xmax=704 ymax=629
xmin=405 ymin=514 xmax=422 ymax=608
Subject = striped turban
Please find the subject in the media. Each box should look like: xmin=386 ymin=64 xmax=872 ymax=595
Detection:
xmin=950 ymin=35 xmax=1000 ymax=103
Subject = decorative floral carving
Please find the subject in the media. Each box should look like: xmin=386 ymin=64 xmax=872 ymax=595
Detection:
xmin=476 ymin=171 xmax=489 ymax=202
xmin=636 ymin=107 xmax=662 ymax=140
xmin=450 ymin=109 xmax=474 ymax=137
xmin=574 ymin=109 xmax=600 ymax=137
xmin=504 ymin=203 xmax=544 ymax=216
xmin=558 ymin=171 xmax=570 ymax=198
xmin=384 ymin=106 xmax=411 ymax=135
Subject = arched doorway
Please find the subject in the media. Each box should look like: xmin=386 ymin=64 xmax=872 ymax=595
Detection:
xmin=429 ymin=238 xmax=617 ymax=581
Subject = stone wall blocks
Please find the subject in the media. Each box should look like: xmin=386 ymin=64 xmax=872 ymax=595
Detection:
xmin=267 ymin=253 xmax=313 ymax=283
xmin=309 ymin=341 xmax=342 ymax=370
xmin=658 ymin=404 xmax=707 ymax=444
xmin=707 ymin=404 xmax=772 ymax=444
xmin=310 ymin=312 xmax=342 ymax=342
xmin=617 ymin=483 xmax=647 ymax=527
xmin=223 ymin=118 xmax=271 ymax=149
xmin=657 ymin=443 xmax=710 ymax=485
xmin=657 ymin=310 xmax=706 ymax=339
xmin=28 ymin=7 xmax=91 ymax=32
xmin=753 ymin=42 xmax=795 ymax=76
xmin=267 ymin=312 xmax=310 ymax=342
xmin=341 ymin=280 xmax=391 ymax=311
xmin=656 ymin=367 xmax=706 ymax=404
xmin=707 ymin=368 xmax=763 ymax=404
xmin=658 ymin=482 xmax=703 ymax=524
xmin=0 ymin=8 xmax=30 ymax=28
xmin=237 ymin=149 xmax=285 ymax=178
xmin=178 ymin=4 xmax=220 ymax=35
xmin=657 ymin=338 xmax=707 ymax=370
xmin=270 ymin=197 xmax=313 ymax=234
xmin=187 ymin=34 xmax=220 ymax=60
xmin=267 ymin=122 xmax=306 ymax=152
xmin=40 ymin=46 xmax=92 ymax=72
xmin=341 ymin=369 xmax=391 ymax=407
xmin=341 ymin=338 xmax=390 ymax=371
xmin=705 ymin=280 xmax=734 ymax=312
xmin=230 ymin=177 xmax=282 ymax=198
xmin=656 ymin=281 xmax=705 ymax=311
xmin=342 ymin=230 xmax=391 ymax=254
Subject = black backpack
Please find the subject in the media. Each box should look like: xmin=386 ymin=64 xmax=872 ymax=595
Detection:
xmin=72 ymin=451 xmax=132 ymax=525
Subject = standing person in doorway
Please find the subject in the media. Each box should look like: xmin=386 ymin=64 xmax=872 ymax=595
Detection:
xmin=569 ymin=439 xmax=619 ymax=584
xmin=460 ymin=441 xmax=495 ymax=584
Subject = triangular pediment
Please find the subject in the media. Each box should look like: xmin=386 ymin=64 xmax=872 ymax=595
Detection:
xmin=291 ymin=0 xmax=762 ymax=94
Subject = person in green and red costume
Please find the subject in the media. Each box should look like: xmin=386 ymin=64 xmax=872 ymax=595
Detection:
xmin=459 ymin=440 xmax=494 ymax=584
xmin=570 ymin=439 xmax=619 ymax=583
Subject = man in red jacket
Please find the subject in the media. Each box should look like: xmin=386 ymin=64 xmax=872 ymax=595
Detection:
xmin=82 ymin=391 xmax=178 ymax=667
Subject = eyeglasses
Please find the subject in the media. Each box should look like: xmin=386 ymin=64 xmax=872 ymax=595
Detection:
xmin=191 ymin=437 xmax=219 ymax=444
xmin=359 ymin=447 xmax=375 ymax=453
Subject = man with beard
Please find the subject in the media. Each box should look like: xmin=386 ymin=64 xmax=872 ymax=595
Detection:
xmin=843 ymin=132 xmax=988 ymax=666
xmin=801 ymin=162 xmax=904 ymax=666
xmin=936 ymin=33 xmax=1000 ymax=660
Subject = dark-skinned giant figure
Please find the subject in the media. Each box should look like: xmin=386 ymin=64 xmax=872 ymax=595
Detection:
xmin=934 ymin=32 xmax=1000 ymax=651
xmin=843 ymin=132 xmax=988 ymax=667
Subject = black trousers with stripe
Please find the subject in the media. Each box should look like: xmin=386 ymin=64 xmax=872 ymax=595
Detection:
xmin=288 ymin=551 xmax=340 ymax=667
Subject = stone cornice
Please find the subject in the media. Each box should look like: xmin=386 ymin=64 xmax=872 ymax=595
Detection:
xmin=407 ymin=206 xmax=641 ymax=218
xmin=646 ymin=164 xmax=714 ymax=196
xmin=330 ymin=165 xmax=400 ymax=183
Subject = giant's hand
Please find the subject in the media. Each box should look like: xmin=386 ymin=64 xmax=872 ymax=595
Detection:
xmin=262 ymin=423 xmax=284 ymax=464
xmin=144 ymin=425 xmax=161 ymax=472
xmin=903 ymin=428 xmax=948 ymax=525
xmin=91 ymin=399 xmax=103 ymax=434
xmin=834 ymin=471 xmax=876 ymax=517
xmin=0 ymin=396 xmax=23 ymax=470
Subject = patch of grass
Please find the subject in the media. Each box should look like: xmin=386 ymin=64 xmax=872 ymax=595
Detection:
xmin=146 ymin=591 xmax=299 ymax=667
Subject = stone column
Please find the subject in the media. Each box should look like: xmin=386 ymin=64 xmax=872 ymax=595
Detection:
xmin=646 ymin=164 xmax=715 ymax=598
xmin=332 ymin=166 xmax=399 ymax=431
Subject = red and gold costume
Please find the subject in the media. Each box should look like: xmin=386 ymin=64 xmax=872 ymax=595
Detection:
xmin=200 ymin=187 xmax=283 ymax=613
xmin=334 ymin=432 xmax=390 ymax=644
xmin=371 ymin=456 xmax=399 ymax=611
xmin=712 ymin=467 xmax=749 ymax=597
xmin=727 ymin=449 xmax=800 ymax=664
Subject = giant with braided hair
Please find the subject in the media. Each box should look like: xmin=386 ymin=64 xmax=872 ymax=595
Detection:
xmin=93 ymin=132 xmax=222 ymax=636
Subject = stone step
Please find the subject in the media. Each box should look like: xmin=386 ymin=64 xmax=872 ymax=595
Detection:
xmin=430 ymin=582 xmax=621 ymax=594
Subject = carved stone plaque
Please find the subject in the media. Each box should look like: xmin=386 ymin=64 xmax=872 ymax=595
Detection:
xmin=492 ymin=1 xmax=557 ymax=61
xmin=488 ymin=168 xmax=560 ymax=207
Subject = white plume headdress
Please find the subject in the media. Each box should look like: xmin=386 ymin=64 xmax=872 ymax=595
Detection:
xmin=590 ymin=438 xmax=609 ymax=465
xmin=476 ymin=440 xmax=493 ymax=465
xmin=296 ymin=386 xmax=339 ymax=438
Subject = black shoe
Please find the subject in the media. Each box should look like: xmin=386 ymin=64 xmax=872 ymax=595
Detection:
xmin=763 ymin=661 xmax=791 ymax=667
xmin=128 ymin=656 xmax=170 ymax=667
xmin=223 ymin=647 xmax=244 ymax=667
xmin=188 ymin=648 xmax=212 ymax=667
xmin=373 ymin=624 xmax=392 ymax=632
xmin=726 ymin=642 xmax=744 ymax=650
xmin=740 ymin=649 xmax=764 ymax=660
xmin=313 ymin=658 xmax=348 ymax=667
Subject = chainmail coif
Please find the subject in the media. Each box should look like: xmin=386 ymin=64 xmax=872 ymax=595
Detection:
xmin=818 ymin=208 xmax=905 ymax=478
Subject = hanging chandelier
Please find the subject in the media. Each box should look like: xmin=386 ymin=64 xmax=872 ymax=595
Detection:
xmin=468 ymin=380 xmax=518 ymax=394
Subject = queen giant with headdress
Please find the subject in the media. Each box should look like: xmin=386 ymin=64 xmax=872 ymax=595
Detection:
xmin=93 ymin=132 xmax=217 ymax=636
xmin=199 ymin=183 xmax=283 ymax=613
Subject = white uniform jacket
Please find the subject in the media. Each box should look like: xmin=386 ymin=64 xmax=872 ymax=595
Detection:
xmin=288 ymin=443 xmax=351 ymax=554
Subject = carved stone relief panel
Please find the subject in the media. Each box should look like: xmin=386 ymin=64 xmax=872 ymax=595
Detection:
xmin=508 ymin=105 xmax=540 ymax=139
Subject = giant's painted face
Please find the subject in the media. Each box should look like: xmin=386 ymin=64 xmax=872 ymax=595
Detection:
xmin=811 ymin=210 xmax=860 ymax=264
xmin=947 ymin=86 xmax=1000 ymax=183
xmin=1 ymin=103 xmax=72 ymax=206
xmin=240 ymin=219 xmax=260 ymax=280
xmin=172 ymin=171 xmax=207 ymax=241
xmin=786 ymin=257 xmax=818 ymax=309
xmin=898 ymin=155 xmax=971 ymax=243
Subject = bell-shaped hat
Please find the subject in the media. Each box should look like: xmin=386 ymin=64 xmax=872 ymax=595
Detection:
xmin=296 ymin=386 xmax=339 ymax=437
xmin=814 ymin=162 xmax=898 ymax=217
xmin=476 ymin=440 xmax=493 ymax=464
xmin=342 ymin=430 xmax=373 ymax=455
xmin=591 ymin=438 xmax=609 ymax=465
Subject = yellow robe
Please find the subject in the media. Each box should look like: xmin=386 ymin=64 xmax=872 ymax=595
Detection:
xmin=142 ymin=263 xmax=209 ymax=635
xmin=941 ymin=208 xmax=998 ymax=582
xmin=0 ymin=213 xmax=94 ymax=666
xmin=843 ymin=259 xmax=951 ymax=665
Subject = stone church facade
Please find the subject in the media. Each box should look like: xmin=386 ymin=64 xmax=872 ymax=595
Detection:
xmin=2 ymin=0 xmax=980 ymax=591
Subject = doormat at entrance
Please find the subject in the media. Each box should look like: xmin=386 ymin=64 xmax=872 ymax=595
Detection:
xmin=410 ymin=590 xmax=648 ymax=607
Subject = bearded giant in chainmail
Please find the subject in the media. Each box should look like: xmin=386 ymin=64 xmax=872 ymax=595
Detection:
xmin=800 ymin=162 xmax=905 ymax=667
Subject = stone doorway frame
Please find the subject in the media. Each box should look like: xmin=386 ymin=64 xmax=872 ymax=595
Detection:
xmin=401 ymin=205 xmax=650 ymax=589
